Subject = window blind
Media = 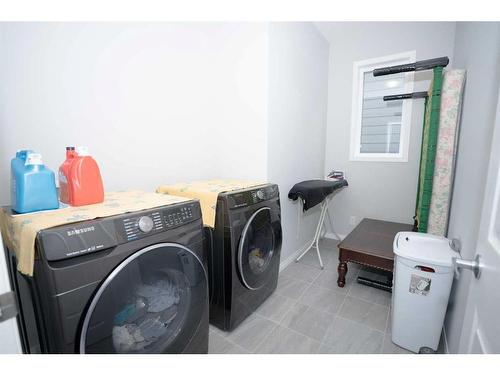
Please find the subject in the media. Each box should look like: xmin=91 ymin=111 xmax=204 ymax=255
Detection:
xmin=360 ymin=72 xmax=405 ymax=154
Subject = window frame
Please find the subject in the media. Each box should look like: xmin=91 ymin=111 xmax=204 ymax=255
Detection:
xmin=349 ymin=51 xmax=416 ymax=162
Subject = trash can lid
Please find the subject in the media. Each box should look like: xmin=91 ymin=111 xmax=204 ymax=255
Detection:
xmin=393 ymin=232 xmax=458 ymax=267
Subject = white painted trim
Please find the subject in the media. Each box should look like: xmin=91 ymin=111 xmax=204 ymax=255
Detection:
xmin=323 ymin=231 xmax=347 ymax=241
xmin=279 ymin=241 xmax=311 ymax=272
xmin=349 ymin=51 xmax=416 ymax=163
xmin=443 ymin=326 xmax=450 ymax=354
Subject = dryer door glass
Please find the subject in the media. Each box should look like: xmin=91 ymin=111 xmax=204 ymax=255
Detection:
xmin=238 ymin=207 xmax=278 ymax=290
xmin=80 ymin=243 xmax=207 ymax=353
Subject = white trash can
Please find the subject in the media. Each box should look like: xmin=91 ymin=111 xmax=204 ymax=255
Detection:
xmin=391 ymin=231 xmax=459 ymax=353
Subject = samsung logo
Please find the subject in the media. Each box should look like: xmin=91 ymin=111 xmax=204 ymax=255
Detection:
xmin=67 ymin=226 xmax=95 ymax=237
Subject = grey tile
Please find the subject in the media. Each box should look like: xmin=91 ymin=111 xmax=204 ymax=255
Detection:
xmin=225 ymin=345 xmax=251 ymax=354
xmin=319 ymin=237 xmax=340 ymax=249
xmin=346 ymin=262 xmax=363 ymax=273
xmin=320 ymin=317 xmax=384 ymax=354
xmin=382 ymin=335 xmax=413 ymax=354
xmin=281 ymin=303 xmax=336 ymax=342
xmin=299 ymin=285 xmax=346 ymax=314
xmin=386 ymin=309 xmax=393 ymax=334
xmin=348 ymin=282 xmax=392 ymax=306
xmin=255 ymin=292 xmax=297 ymax=323
xmin=254 ymin=325 xmax=321 ymax=354
xmin=275 ymin=275 xmax=310 ymax=300
xmin=296 ymin=243 xmax=338 ymax=269
xmin=280 ymin=262 xmax=322 ymax=283
xmin=312 ymin=268 xmax=354 ymax=295
xmin=338 ymin=296 xmax=389 ymax=331
xmin=209 ymin=324 xmax=230 ymax=338
xmin=209 ymin=332 xmax=237 ymax=354
xmin=209 ymin=332 xmax=250 ymax=354
xmin=226 ymin=314 xmax=277 ymax=352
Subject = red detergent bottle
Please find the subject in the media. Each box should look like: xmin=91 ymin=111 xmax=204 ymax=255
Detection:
xmin=58 ymin=147 xmax=77 ymax=204
xmin=58 ymin=146 xmax=104 ymax=206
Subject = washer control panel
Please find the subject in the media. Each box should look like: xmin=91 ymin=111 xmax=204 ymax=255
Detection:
xmin=122 ymin=211 xmax=164 ymax=241
xmin=116 ymin=201 xmax=201 ymax=242
xmin=164 ymin=204 xmax=195 ymax=229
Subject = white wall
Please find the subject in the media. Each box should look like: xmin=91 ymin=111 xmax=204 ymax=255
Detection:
xmin=316 ymin=22 xmax=456 ymax=236
xmin=444 ymin=22 xmax=500 ymax=354
xmin=0 ymin=23 xmax=268 ymax=204
xmin=267 ymin=23 xmax=330 ymax=264
xmin=0 ymin=22 xmax=330 ymax=268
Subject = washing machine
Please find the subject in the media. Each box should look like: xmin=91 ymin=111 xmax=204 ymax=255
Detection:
xmin=209 ymin=183 xmax=282 ymax=331
xmin=7 ymin=200 xmax=208 ymax=354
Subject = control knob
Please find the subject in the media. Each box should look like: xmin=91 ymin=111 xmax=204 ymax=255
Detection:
xmin=256 ymin=190 xmax=265 ymax=199
xmin=138 ymin=216 xmax=154 ymax=233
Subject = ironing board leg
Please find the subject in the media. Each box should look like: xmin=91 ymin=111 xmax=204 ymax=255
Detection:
xmin=295 ymin=200 xmax=328 ymax=269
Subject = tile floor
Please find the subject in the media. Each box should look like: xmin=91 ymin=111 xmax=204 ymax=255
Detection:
xmin=208 ymin=238 xmax=444 ymax=354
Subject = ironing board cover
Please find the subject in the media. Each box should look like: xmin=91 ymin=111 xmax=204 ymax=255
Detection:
xmin=0 ymin=191 xmax=191 ymax=276
xmin=427 ymin=70 xmax=466 ymax=236
xmin=415 ymin=67 xmax=444 ymax=233
xmin=156 ymin=179 xmax=266 ymax=228
xmin=288 ymin=179 xmax=348 ymax=211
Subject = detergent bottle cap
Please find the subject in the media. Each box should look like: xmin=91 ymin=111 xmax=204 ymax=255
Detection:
xmin=16 ymin=149 xmax=34 ymax=159
xmin=25 ymin=153 xmax=44 ymax=166
xmin=76 ymin=146 xmax=89 ymax=156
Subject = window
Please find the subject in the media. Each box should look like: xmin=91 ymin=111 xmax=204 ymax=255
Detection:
xmin=349 ymin=51 xmax=415 ymax=162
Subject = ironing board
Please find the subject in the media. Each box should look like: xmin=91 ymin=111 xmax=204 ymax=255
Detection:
xmin=427 ymin=70 xmax=466 ymax=236
xmin=288 ymin=179 xmax=348 ymax=269
xmin=414 ymin=67 xmax=444 ymax=232
xmin=373 ymin=58 xmax=450 ymax=234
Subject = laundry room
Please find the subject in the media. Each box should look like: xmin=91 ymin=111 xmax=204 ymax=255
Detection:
xmin=1 ymin=0 xmax=500 ymax=372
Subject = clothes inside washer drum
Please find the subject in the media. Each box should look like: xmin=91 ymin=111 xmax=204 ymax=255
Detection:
xmin=112 ymin=276 xmax=183 ymax=353
xmin=288 ymin=179 xmax=348 ymax=211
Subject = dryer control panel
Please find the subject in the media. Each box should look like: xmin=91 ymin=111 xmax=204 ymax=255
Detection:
xmin=226 ymin=184 xmax=279 ymax=209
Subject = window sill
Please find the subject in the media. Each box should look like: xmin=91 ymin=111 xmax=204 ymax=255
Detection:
xmin=349 ymin=154 xmax=409 ymax=163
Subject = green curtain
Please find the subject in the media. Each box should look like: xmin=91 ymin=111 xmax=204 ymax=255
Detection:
xmin=414 ymin=67 xmax=444 ymax=233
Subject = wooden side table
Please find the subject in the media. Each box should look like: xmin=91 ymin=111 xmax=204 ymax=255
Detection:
xmin=337 ymin=218 xmax=413 ymax=287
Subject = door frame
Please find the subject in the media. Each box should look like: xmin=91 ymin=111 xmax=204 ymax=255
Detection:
xmin=458 ymin=88 xmax=500 ymax=353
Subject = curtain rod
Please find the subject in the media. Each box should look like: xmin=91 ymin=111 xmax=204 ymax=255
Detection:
xmin=383 ymin=91 xmax=428 ymax=101
xmin=373 ymin=57 xmax=449 ymax=77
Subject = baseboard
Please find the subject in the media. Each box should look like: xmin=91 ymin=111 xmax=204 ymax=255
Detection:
xmin=279 ymin=241 xmax=311 ymax=272
xmin=323 ymin=231 xmax=347 ymax=241
xmin=443 ymin=326 xmax=450 ymax=354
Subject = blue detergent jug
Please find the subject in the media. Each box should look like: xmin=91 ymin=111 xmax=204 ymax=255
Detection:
xmin=11 ymin=151 xmax=59 ymax=213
